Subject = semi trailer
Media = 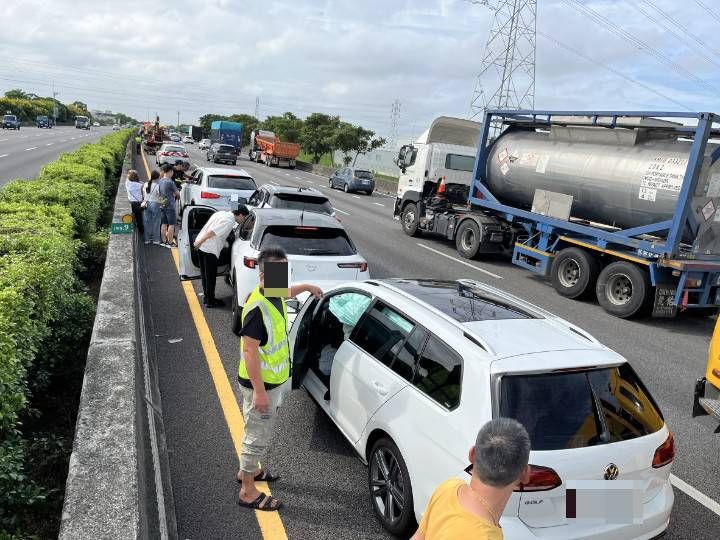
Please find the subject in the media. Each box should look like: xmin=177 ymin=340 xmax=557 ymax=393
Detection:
xmin=210 ymin=120 xmax=243 ymax=151
xmin=393 ymin=110 xmax=720 ymax=318
xmin=249 ymin=129 xmax=300 ymax=168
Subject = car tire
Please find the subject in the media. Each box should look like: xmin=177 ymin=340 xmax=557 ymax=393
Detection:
xmin=401 ymin=203 xmax=420 ymax=237
xmin=551 ymin=247 xmax=600 ymax=299
xmin=232 ymin=161 xmax=237 ymax=166
xmin=329 ymin=178 xmax=334 ymax=188
xmin=596 ymin=261 xmax=651 ymax=318
xmin=368 ymin=437 xmax=415 ymax=537
xmin=455 ymin=220 xmax=482 ymax=259
xmin=344 ymin=183 xmax=349 ymax=193
xmin=366 ymin=190 xmax=373 ymax=196
xmin=231 ymin=279 xmax=242 ymax=336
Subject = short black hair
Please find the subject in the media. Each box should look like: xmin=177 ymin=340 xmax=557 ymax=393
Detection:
xmin=161 ymin=163 xmax=174 ymax=173
xmin=258 ymin=246 xmax=287 ymax=272
xmin=174 ymin=159 xmax=183 ymax=165
xmin=233 ymin=204 xmax=250 ymax=217
xmin=473 ymin=418 xmax=530 ymax=488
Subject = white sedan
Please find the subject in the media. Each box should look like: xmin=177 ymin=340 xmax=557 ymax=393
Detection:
xmin=288 ymin=278 xmax=675 ymax=539
xmin=179 ymin=167 xmax=257 ymax=216
xmin=156 ymin=143 xmax=190 ymax=166
xmin=198 ymin=138 xmax=211 ymax=150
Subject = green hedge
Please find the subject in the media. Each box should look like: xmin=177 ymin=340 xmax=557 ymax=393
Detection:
xmin=0 ymin=129 xmax=132 ymax=535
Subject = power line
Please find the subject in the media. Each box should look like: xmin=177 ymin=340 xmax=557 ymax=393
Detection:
xmin=388 ymin=99 xmax=400 ymax=149
xmin=693 ymin=0 xmax=720 ymax=24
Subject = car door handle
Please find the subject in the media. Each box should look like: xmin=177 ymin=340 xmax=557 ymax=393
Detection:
xmin=373 ymin=381 xmax=388 ymax=396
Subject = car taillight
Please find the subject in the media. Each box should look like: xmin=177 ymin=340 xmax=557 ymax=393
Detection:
xmin=338 ymin=262 xmax=368 ymax=272
xmin=244 ymin=256 xmax=258 ymax=269
xmin=515 ymin=465 xmax=562 ymax=492
xmin=652 ymin=432 xmax=675 ymax=468
xmin=200 ymin=191 xmax=221 ymax=199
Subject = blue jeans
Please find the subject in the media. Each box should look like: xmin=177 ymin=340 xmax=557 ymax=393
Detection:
xmin=143 ymin=202 xmax=161 ymax=243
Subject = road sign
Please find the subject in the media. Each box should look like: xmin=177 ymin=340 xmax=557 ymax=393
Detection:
xmin=111 ymin=222 xmax=134 ymax=234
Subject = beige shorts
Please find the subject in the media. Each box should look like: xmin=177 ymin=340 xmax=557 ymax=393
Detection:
xmin=238 ymin=380 xmax=289 ymax=473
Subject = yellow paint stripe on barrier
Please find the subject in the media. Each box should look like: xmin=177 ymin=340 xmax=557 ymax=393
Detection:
xmin=169 ymin=250 xmax=288 ymax=539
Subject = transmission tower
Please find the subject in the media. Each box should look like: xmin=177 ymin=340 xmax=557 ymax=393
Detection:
xmin=388 ymin=99 xmax=401 ymax=149
xmin=468 ymin=0 xmax=537 ymax=119
xmin=254 ymin=96 xmax=260 ymax=119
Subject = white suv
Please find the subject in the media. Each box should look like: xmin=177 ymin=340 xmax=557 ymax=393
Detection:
xmin=288 ymin=278 xmax=675 ymax=538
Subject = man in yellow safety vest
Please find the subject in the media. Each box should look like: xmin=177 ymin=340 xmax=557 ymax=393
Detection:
xmin=236 ymin=246 xmax=322 ymax=511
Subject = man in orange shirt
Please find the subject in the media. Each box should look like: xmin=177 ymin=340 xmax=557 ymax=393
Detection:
xmin=412 ymin=418 xmax=531 ymax=539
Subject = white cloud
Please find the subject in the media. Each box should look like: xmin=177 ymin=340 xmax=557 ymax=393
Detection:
xmin=0 ymin=0 xmax=717 ymax=139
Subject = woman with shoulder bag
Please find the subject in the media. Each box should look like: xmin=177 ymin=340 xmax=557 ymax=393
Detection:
xmin=143 ymin=170 xmax=163 ymax=245
xmin=125 ymin=170 xmax=145 ymax=236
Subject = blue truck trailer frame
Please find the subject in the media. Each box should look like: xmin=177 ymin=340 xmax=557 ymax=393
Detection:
xmin=210 ymin=120 xmax=243 ymax=151
xmin=468 ymin=109 xmax=720 ymax=317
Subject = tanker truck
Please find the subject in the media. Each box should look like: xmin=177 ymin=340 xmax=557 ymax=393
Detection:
xmin=393 ymin=110 xmax=720 ymax=318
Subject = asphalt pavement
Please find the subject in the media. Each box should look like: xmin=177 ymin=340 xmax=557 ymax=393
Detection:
xmin=0 ymin=125 xmax=111 ymax=186
xmin=137 ymin=144 xmax=720 ymax=539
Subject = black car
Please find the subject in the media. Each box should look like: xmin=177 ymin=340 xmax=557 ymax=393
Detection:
xmin=2 ymin=114 xmax=20 ymax=130
xmin=207 ymin=143 xmax=237 ymax=165
xmin=36 ymin=115 xmax=52 ymax=128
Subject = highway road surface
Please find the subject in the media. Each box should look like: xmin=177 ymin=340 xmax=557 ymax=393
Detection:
xmin=0 ymin=125 xmax=112 ymax=186
xmin=134 ymin=145 xmax=720 ymax=540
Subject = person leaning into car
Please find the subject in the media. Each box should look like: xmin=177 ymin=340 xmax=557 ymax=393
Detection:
xmin=236 ymin=247 xmax=322 ymax=512
xmin=411 ymin=418 xmax=531 ymax=539
xmin=192 ymin=205 xmax=249 ymax=307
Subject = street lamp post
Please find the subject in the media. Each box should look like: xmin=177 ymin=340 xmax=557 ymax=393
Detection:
xmin=52 ymin=82 xmax=59 ymax=126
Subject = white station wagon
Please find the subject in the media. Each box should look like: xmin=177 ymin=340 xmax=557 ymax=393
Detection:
xmin=288 ymin=278 xmax=675 ymax=539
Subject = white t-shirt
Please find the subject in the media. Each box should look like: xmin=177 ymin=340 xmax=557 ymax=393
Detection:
xmin=198 ymin=211 xmax=237 ymax=257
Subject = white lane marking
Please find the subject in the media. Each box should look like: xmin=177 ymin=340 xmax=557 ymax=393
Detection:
xmin=294 ymin=176 xmax=301 ymax=179
xmin=70 ymin=137 xmax=76 ymax=140
xmin=35 ymin=134 xmax=42 ymax=137
xmin=416 ymin=243 xmax=503 ymax=279
xmin=20 ymin=135 xmax=28 ymax=138
xmin=0 ymin=153 xmax=8 ymax=158
xmin=61 ymin=139 xmax=67 ymax=142
xmin=269 ymin=181 xmax=279 ymax=185
xmin=670 ymin=474 xmax=720 ymax=516
xmin=307 ymin=181 xmax=314 ymax=184
xmin=373 ymin=202 xmax=384 ymax=206
xmin=24 ymin=146 xmax=38 ymax=151
xmin=0 ymin=138 xmax=7 ymax=142
xmin=352 ymin=195 xmax=361 ymax=199
xmin=46 ymin=142 xmax=54 ymax=146
xmin=334 ymin=207 xmax=351 ymax=216
xmin=285 ymin=173 xmax=291 ymax=176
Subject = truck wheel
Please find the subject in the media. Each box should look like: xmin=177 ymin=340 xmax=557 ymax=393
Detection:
xmin=596 ymin=261 xmax=651 ymax=318
xmin=401 ymin=203 xmax=420 ymax=236
xmin=455 ymin=220 xmax=482 ymax=259
xmin=551 ymin=247 xmax=599 ymax=299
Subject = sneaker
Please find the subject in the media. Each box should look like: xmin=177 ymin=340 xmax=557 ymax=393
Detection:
xmin=206 ymin=298 xmax=225 ymax=308
xmin=144 ymin=241 xmax=151 ymax=245
xmin=152 ymin=241 xmax=161 ymax=245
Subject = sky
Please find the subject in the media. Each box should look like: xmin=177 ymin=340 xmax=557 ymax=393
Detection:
xmin=1 ymin=0 xmax=719 ymax=145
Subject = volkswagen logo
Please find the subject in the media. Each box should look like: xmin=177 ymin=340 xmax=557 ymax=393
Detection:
xmin=604 ymin=463 xmax=619 ymax=480
xmin=306 ymin=264 xmax=317 ymax=272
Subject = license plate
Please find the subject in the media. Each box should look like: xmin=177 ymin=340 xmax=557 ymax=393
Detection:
xmin=231 ymin=194 xmax=239 ymax=202
xmin=565 ymin=480 xmax=642 ymax=525
xmin=490 ymin=232 xmax=504 ymax=242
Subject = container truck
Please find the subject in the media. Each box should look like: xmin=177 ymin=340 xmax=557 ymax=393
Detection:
xmin=249 ymin=129 xmax=300 ymax=168
xmin=188 ymin=125 xmax=202 ymax=141
xmin=393 ymin=110 xmax=720 ymax=318
xmin=210 ymin=120 xmax=243 ymax=151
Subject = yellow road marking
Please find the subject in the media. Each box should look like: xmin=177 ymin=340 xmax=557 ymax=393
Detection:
xmin=143 ymin=149 xmax=287 ymax=538
xmin=139 ymin=145 xmax=151 ymax=179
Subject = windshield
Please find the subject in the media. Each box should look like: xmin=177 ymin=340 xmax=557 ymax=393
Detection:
xmin=354 ymin=170 xmax=374 ymax=179
xmin=445 ymin=154 xmax=475 ymax=172
xmin=207 ymin=175 xmax=256 ymax=190
xmin=499 ymin=364 xmax=664 ymax=451
xmin=76 ymin=116 xmax=88 ymax=121
xmin=163 ymin=145 xmax=185 ymax=153
xmin=260 ymin=226 xmax=355 ymax=256
xmin=218 ymin=145 xmax=235 ymax=153
xmin=4 ymin=115 xmax=16 ymax=121
xmin=272 ymin=194 xmax=333 ymax=215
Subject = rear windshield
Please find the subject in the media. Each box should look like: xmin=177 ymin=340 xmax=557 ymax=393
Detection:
xmin=272 ymin=194 xmax=333 ymax=215
xmin=354 ymin=170 xmax=374 ymax=179
xmin=260 ymin=226 xmax=355 ymax=256
xmin=76 ymin=116 xmax=88 ymax=121
xmin=499 ymin=364 xmax=664 ymax=450
xmin=445 ymin=154 xmax=475 ymax=172
xmin=164 ymin=146 xmax=185 ymax=153
xmin=4 ymin=115 xmax=16 ymax=121
xmin=207 ymin=175 xmax=256 ymax=190
xmin=218 ymin=145 xmax=236 ymax=152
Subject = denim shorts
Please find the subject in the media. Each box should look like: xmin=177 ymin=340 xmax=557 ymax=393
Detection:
xmin=160 ymin=207 xmax=176 ymax=225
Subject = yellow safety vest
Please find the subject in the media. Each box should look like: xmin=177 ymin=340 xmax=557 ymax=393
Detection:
xmin=238 ymin=286 xmax=290 ymax=385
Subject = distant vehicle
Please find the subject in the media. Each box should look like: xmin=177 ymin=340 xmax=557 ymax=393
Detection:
xmin=156 ymin=143 xmax=190 ymax=166
xmin=329 ymin=167 xmax=375 ymax=195
xmin=248 ymin=184 xmax=336 ymax=219
xmin=36 ymin=115 xmax=52 ymax=128
xmin=2 ymin=114 xmax=20 ymax=130
xmin=188 ymin=125 xmax=202 ymax=141
xmin=182 ymin=135 xmax=195 ymax=144
xmin=207 ymin=143 xmax=237 ymax=165
xmin=112 ymin=124 xmax=120 ymax=131
xmin=75 ymin=116 xmax=91 ymax=129
xmin=179 ymin=166 xmax=257 ymax=215
xmin=249 ymin=129 xmax=300 ymax=168
xmin=169 ymin=133 xmax=182 ymax=142
xmin=198 ymin=138 xmax=211 ymax=150
xmin=210 ymin=120 xmax=242 ymax=151
xmin=93 ymin=122 xmax=100 ymax=127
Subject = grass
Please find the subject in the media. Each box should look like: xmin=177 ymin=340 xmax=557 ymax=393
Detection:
xmin=298 ymin=151 xmax=334 ymax=167
xmin=373 ymin=172 xmax=398 ymax=183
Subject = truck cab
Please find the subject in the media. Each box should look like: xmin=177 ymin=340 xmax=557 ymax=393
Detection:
xmin=75 ymin=116 xmax=90 ymax=130
xmin=2 ymin=114 xmax=20 ymax=130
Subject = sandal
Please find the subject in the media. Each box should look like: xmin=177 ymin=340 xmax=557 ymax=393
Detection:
xmin=237 ymin=492 xmax=282 ymax=512
xmin=236 ymin=469 xmax=280 ymax=483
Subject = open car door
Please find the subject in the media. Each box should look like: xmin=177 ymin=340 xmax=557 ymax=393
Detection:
xmin=289 ymin=296 xmax=320 ymax=390
xmin=178 ymin=205 xmax=231 ymax=280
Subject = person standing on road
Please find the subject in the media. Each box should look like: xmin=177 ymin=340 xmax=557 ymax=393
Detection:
xmin=143 ymin=170 xmax=162 ymax=244
xmin=125 ymin=169 xmax=145 ymax=236
xmin=236 ymin=247 xmax=323 ymax=512
xmin=411 ymin=418 xmax=531 ymax=540
xmin=158 ymin=163 xmax=180 ymax=248
xmin=193 ymin=205 xmax=249 ymax=307
xmin=134 ymin=133 xmax=142 ymax=154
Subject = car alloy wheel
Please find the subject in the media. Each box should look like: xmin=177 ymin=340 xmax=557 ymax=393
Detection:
xmin=368 ymin=437 xmax=414 ymax=535
xmin=344 ymin=183 xmax=349 ymax=193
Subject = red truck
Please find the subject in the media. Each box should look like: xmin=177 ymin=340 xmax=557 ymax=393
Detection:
xmin=249 ymin=129 xmax=300 ymax=169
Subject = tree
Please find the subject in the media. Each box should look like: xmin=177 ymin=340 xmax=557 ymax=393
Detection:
xmin=261 ymin=112 xmax=303 ymax=143
xmin=300 ymin=113 xmax=340 ymax=164
xmin=4 ymin=89 xmax=27 ymax=99
xmin=333 ymin=122 xmax=386 ymax=166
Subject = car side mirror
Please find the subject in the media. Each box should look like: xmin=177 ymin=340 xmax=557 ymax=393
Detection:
xmin=286 ymin=298 xmax=301 ymax=314
xmin=236 ymin=197 xmax=248 ymax=205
